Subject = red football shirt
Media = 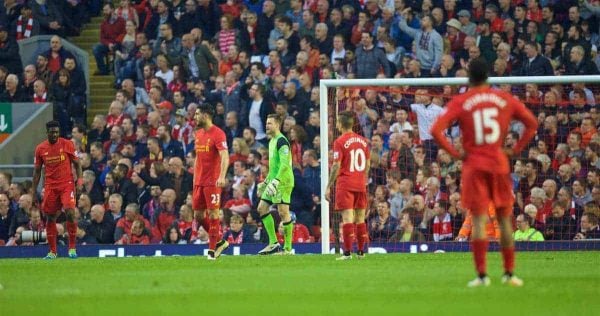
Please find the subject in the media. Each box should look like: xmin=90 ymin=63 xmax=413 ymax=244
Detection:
xmin=34 ymin=138 xmax=78 ymax=186
xmin=333 ymin=132 xmax=370 ymax=192
xmin=431 ymin=86 xmax=538 ymax=174
xmin=193 ymin=125 xmax=228 ymax=186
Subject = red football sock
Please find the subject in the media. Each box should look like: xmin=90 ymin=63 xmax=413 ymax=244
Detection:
xmin=355 ymin=223 xmax=367 ymax=252
xmin=471 ymin=239 xmax=489 ymax=277
xmin=208 ymin=218 xmax=220 ymax=251
xmin=201 ymin=217 xmax=210 ymax=232
xmin=501 ymin=246 xmax=515 ymax=275
xmin=46 ymin=220 xmax=57 ymax=254
xmin=66 ymin=221 xmax=77 ymax=249
xmin=342 ymin=223 xmax=355 ymax=253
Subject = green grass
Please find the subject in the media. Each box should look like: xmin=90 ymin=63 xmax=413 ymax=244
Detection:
xmin=1 ymin=252 xmax=599 ymax=315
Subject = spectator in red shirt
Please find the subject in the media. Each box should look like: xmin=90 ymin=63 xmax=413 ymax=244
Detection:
xmin=151 ymin=189 xmax=178 ymax=242
xmin=114 ymin=202 xmax=150 ymax=243
xmin=93 ymin=3 xmax=125 ymax=75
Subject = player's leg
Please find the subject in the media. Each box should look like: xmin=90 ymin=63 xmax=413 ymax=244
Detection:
xmin=62 ymin=186 xmax=78 ymax=258
xmin=42 ymin=190 xmax=59 ymax=259
xmin=204 ymin=187 xmax=222 ymax=259
xmin=257 ymin=199 xmax=281 ymax=254
xmin=494 ymin=175 xmax=523 ymax=286
xmin=192 ymin=185 xmax=209 ymax=232
xmin=277 ymin=203 xmax=294 ymax=253
xmin=354 ymin=208 xmax=367 ymax=258
xmin=462 ymin=168 xmax=491 ymax=287
xmin=354 ymin=191 xmax=368 ymax=258
xmin=336 ymin=209 xmax=354 ymax=260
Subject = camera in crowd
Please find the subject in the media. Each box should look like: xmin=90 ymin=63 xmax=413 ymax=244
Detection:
xmin=20 ymin=231 xmax=47 ymax=244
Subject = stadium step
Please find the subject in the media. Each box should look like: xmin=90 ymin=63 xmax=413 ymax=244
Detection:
xmin=67 ymin=14 xmax=117 ymax=124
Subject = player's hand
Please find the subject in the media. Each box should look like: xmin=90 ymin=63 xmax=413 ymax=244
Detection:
xmin=216 ymin=176 xmax=227 ymax=187
xmin=266 ymin=179 xmax=280 ymax=196
xmin=257 ymin=182 xmax=266 ymax=196
xmin=503 ymin=147 xmax=515 ymax=158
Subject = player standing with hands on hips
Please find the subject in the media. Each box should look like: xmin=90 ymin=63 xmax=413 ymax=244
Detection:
xmin=430 ymin=58 xmax=538 ymax=287
xmin=326 ymin=111 xmax=371 ymax=260
xmin=33 ymin=121 xmax=83 ymax=259
xmin=256 ymin=114 xmax=295 ymax=255
xmin=192 ymin=104 xmax=230 ymax=260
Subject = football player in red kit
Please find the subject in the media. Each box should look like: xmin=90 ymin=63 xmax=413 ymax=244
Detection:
xmin=192 ymin=104 xmax=230 ymax=260
xmin=33 ymin=121 xmax=83 ymax=259
xmin=431 ymin=58 xmax=538 ymax=287
xmin=326 ymin=111 xmax=371 ymax=260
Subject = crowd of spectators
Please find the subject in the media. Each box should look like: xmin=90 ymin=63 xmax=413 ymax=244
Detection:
xmin=2 ymin=0 xmax=600 ymax=247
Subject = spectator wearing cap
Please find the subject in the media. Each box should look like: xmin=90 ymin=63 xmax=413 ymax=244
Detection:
xmin=457 ymin=9 xmax=476 ymax=37
xmin=93 ymin=3 xmax=126 ymax=76
xmin=0 ymin=24 xmax=23 ymax=75
xmin=446 ymin=18 xmax=466 ymax=55
xmin=156 ymin=100 xmax=175 ymax=125
xmin=399 ymin=9 xmax=443 ymax=76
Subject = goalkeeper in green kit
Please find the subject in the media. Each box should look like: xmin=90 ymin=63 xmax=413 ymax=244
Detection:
xmin=257 ymin=114 xmax=295 ymax=255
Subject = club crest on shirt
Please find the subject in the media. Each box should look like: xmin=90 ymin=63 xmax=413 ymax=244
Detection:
xmin=333 ymin=151 xmax=339 ymax=159
xmin=281 ymin=146 xmax=289 ymax=155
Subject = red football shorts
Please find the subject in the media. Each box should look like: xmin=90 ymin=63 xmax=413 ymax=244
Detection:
xmin=42 ymin=182 xmax=75 ymax=214
xmin=192 ymin=186 xmax=222 ymax=210
xmin=335 ymin=189 xmax=367 ymax=211
xmin=461 ymin=165 xmax=514 ymax=217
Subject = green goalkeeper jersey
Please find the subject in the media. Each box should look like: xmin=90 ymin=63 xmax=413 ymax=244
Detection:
xmin=267 ymin=132 xmax=294 ymax=188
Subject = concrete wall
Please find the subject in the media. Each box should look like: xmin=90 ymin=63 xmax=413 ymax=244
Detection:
xmin=0 ymin=103 xmax=53 ymax=178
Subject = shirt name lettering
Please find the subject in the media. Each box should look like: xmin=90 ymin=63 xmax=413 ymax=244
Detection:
xmin=343 ymin=137 xmax=367 ymax=149
xmin=463 ymin=93 xmax=507 ymax=111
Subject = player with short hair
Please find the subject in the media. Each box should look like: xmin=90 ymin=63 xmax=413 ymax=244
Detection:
xmin=256 ymin=114 xmax=295 ymax=255
xmin=431 ymin=58 xmax=538 ymax=287
xmin=326 ymin=111 xmax=371 ymax=260
xmin=192 ymin=104 xmax=230 ymax=260
xmin=33 ymin=121 xmax=83 ymax=259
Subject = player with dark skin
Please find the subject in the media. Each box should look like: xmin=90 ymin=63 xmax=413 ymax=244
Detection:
xmin=33 ymin=121 xmax=83 ymax=258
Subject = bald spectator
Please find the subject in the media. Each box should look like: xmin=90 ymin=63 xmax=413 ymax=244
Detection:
xmin=88 ymin=204 xmax=116 ymax=244
xmin=104 ymin=125 xmax=126 ymax=155
xmin=0 ymin=74 xmax=30 ymax=102
xmin=8 ymin=194 xmax=32 ymax=238
xmin=42 ymin=36 xmax=75 ymax=75
xmin=82 ymin=170 xmax=104 ymax=205
xmin=542 ymin=179 xmax=558 ymax=202
xmin=88 ymin=114 xmax=110 ymax=144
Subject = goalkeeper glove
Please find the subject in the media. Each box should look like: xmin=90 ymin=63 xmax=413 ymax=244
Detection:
xmin=257 ymin=182 xmax=266 ymax=196
xmin=266 ymin=179 xmax=280 ymax=196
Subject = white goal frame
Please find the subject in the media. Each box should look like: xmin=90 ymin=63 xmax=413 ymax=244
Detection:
xmin=318 ymin=75 xmax=600 ymax=254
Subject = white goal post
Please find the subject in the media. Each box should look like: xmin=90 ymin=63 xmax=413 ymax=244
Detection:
xmin=318 ymin=75 xmax=600 ymax=254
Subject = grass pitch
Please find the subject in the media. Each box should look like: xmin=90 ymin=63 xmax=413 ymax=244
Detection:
xmin=1 ymin=251 xmax=598 ymax=316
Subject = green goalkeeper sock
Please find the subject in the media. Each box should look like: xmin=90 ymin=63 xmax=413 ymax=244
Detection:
xmin=283 ymin=221 xmax=294 ymax=251
xmin=261 ymin=213 xmax=278 ymax=244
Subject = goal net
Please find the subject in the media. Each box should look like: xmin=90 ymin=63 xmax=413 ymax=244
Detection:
xmin=318 ymin=76 xmax=600 ymax=254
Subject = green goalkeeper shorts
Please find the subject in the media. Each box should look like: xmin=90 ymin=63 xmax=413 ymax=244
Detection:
xmin=261 ymin=184 xmax=293 ymax=205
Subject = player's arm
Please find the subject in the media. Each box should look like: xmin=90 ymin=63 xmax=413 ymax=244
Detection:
xmin=217 ymin=149 xmax=229 ymax=187
xmin=430 ymin=105 xmax=462 ymax=158
xmin=510 ymin=100 xmax=539 ymax=155
xmin=32 ymin=148 xmax=42 ymax=202
xmin=32 ymin=165 xmax=42 ymax=202
xmin=326 ymin=161 xmax=341 ymax=200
